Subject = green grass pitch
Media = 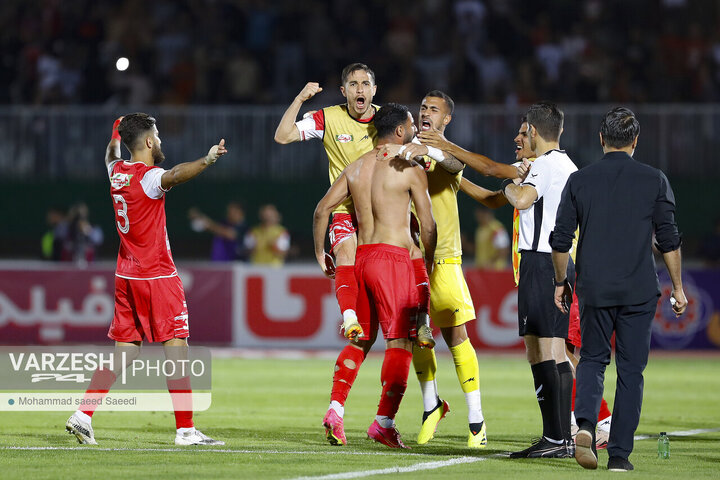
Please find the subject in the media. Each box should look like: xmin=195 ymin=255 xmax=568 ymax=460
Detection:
xmin=1 ymin=353 xmax=719 ymax=479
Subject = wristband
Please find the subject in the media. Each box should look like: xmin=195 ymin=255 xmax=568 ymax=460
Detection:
xmin=111 ymin=118 xmax=122 ymax=141
xmin=500 ymin=178 xmax=513 ymax=192
xmin=426 ymin=145 xmax=444 ymax=162
xmin=553 ymin=277 xmax=568 ymax=287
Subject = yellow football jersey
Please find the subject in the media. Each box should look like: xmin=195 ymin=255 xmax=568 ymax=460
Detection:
xmin=296 ymin=104 xmax=379 ymax=214
xmin=426 ymin=159 xmax=463 ymax=260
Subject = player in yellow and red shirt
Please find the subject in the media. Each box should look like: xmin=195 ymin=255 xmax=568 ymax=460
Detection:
xmin=276 ymin=64 xmax=437 ymax=446
xmin=65 ymin=114 xmax=226 ymax=447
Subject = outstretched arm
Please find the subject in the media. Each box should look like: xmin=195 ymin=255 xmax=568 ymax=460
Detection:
xmin=105 ymin=117 xmax=123 ymax=167
xmin=459 ymin=177 xmax=508 ymax=208
xmin=161 ymin=139 xmax=227 ymax=190
xmin=418 ymin=127 xmax=520 ymax=178
xmin=313 ymin=171 xmax=351 ymax=277
xmin=274 ymin=82 xmax=323 ymax=144
xmin=409 ymin=167 xmax=437 ymax=273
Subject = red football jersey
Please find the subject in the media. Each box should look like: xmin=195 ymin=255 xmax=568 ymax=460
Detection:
xmin=108 ymin=160 xmax=177 ymax=279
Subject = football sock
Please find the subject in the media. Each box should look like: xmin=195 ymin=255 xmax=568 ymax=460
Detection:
xmin=412 ymin=346 xmax=439 ymax=412
xmin=557 ymin=361 xmax=573 ymax=441
xmin=411 ymin=258 xmax=431 ymax=313
xmin=377 ymin=348 xmax=412 ymax=419
xmin=334 ymin=265 xmax=358 ymax=315
xmin=80 ymin=368 xmax=116 ymax=418
xmin=329 ymin=400 xmax=344 ymax=417
xmin=531 ymin=360 xmax=563 ymax=442
xmin=465 ymin=390 xmax=484 ymax=424
xmin=375 ymin=415 xmax=394 ymax=428
xmin=330 ymin=345 xmax=366 ymax=407
xmin=571 ymin=377 xmax=577 ymax=410
xmin=598 ymin=398 xmax=612 ymax=422
xmin=74 ymin=411 xmax=92 ymax=424
xmin=167 ymin=376 xmax=193 ymax=429
xmin=450 ymin=339 xmax=483 ymax=423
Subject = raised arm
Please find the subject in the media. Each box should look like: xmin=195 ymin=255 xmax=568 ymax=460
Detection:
xmin=274 ymin=82 xmax=323 ymax=144
xmin=313 ymin=171 xmax=351 ymax=276
xmin=161 ymin=139 xmax=227 ymax=190
xmin=408 ymin=167 xmax=437 ymax=272
xmin=418 ymin=127 xmax=520 ymax=179
xmin=105 ymin=117 xmax=123 ymax=167
xmin=459 ymin=177 xmax=508 ymax=208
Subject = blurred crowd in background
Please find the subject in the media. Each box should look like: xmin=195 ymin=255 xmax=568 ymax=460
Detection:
xmin=3 ymin=0 xmax=720 ymax=106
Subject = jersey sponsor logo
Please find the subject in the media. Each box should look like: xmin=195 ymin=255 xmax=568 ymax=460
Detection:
xmin=335 ymin=134 xmax=353 ymax=143
xmin=110 ymin=173 xmax=133 ymax=190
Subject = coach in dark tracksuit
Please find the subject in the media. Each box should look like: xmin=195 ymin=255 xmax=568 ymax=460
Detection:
xmin=549 ymin=107 xmax=687 ymax=472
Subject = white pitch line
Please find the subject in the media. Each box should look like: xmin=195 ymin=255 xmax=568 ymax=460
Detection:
xmin=287 ymin=456 xmax=484 ymax=480
xmin=634 ymin=427 xmax=720 ymax=441
xmin=0 ymin=446 xmax=440 ymax=457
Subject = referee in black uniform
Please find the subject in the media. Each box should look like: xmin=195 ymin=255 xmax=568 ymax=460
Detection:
xmin=550 ymin=107 xmax=687 ymax=472
xmin=504 ymin=102 xmax=578 ymax=458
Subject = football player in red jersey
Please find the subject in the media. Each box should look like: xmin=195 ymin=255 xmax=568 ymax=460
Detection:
xmin=65 ymin=114 xmax=227 ymax=446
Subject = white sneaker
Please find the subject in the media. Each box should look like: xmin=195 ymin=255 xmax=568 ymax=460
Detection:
xmin=66 ymin=412 xmax=97 ymax=445
xmin=596 ymin=416 xmax=611 ymax=449
xmin=175 ymin=428 xmax=225 ymax=446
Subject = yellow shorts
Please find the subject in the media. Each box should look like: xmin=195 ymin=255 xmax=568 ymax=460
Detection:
xmin=429 ymin=258 xmax=476 ymax=328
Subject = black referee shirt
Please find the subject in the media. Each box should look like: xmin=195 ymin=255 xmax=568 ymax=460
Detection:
xmin=549 ymin=151 xmax=681 ymax=307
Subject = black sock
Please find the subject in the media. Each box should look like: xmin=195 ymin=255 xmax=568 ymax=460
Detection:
xmin=531 ymin=360 xmax=563 ymax=441
xmin=557 ymin=361 xmax=573 ymax=442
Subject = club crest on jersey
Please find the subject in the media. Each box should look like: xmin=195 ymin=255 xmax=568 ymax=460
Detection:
xmin=110 ymin=173 xmax=133 ymax=189
xmin=336 ymin=134 xmax=353 ymax=143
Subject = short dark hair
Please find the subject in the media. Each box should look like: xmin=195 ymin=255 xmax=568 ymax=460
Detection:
xmin=600 ymin=107 xmax=640 ymax=149
xmin=374 ymin=103 xmax=410 ymax=138
xmin=118 ymin=113 xmax=156 ymax=151
xmin=525 ymin=102 xmax=563 ymax=141
xmin=341 ymin=63 xmax=375 ymax=85
xmin=424 ymin=90 xmax=455 ymax=115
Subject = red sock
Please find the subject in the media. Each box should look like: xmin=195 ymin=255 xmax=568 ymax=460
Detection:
xmin=167 ymin=377 xmax=194 ymax=429
xmin=412 ymin=258 xmax=430 ymax=313
xmin=81 ymin=368 xmax=116 ymax=417
xmin=598 ymin=398 xmax=612 ymax=421
xmin=377 ymin=348 xmax=412 ymax=419
xmin=571 ymin=377 xmax=576 ymax=411
xmin=334 ymin=265 xmax=358 ymax=314
xmin=330 ymin=345 xmax=366 ymax=405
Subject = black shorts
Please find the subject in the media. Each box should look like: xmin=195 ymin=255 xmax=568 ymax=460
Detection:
xmin=517 ymin=251 xmax=575 ymax=338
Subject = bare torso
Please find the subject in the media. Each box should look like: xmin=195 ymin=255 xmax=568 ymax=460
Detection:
xmin=345 ymin=150 xmax=418 ymax=251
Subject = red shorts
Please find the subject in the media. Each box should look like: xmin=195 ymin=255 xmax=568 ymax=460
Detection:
xmin=567 ymin=291 xmax=581 ymax=348
xmin=354 ymin=244 xmax=418 ymax=340
xmin=109 ymin=274 xmax=189 ymax=343
xmin=329 ymin=213 xmax=357 ymax=253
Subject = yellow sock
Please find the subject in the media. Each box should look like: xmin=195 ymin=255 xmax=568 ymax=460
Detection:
xmin=413 ymin=346 xmax=439 ymax=411
xmin=413 ymin=345 xmax=437 ymax=382
xmin=450 ymin=338 xmax=479 ymax=393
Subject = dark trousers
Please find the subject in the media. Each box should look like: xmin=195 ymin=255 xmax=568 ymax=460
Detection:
xmin=575 ymin=295 xmax=658 ymax=459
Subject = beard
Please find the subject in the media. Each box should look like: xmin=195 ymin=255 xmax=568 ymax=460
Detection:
xmin=151 ymin=143 xmax=165 ymax=165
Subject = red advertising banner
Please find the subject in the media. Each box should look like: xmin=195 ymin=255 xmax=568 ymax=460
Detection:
xmin=0 ymin=263 xmax=231 ymax=345
xmin=2 ymin=262 xmax=717 ymax=350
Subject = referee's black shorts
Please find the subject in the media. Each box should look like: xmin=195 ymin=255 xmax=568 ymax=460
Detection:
xmin=517 ymin=250 xmax=575 ymax=338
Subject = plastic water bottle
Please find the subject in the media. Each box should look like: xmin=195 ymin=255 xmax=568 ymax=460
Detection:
xmin=658 ymin=432 xmax=670 ymax=459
